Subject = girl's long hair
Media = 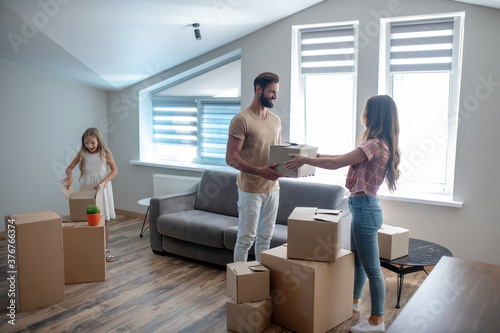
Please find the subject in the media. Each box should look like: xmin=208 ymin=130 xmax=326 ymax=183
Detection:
xmin=358 ymin=95 xmax=401 ymax=192
xmin=78 ymin=128 xmax=109 ymax=181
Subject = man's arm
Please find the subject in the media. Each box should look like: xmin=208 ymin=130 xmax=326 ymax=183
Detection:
xmin=226 ymin=135 xmax=282 ymax=181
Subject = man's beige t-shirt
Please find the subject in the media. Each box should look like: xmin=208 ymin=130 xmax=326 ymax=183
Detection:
xmin=228 ymin=107 xmax=281 ymax=193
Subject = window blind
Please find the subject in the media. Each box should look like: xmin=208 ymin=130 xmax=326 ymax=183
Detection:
xmin=200 ymin=102 xmax=240 ymax=163
xmin=300 ymin=25 xmax=355 ymax=75
xmin=152 ymin=101 xmax=198 ymax=146
xmin=389 ymin=18 xmax=455 ymax=73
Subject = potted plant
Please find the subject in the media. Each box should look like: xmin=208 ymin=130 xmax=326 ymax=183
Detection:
xmin=86 ymin=204 xmax=101 ymax=226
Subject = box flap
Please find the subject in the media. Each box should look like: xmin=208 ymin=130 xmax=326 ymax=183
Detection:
xmin=70 ymin=191 xmax=96 ymax=199
xmin=379 ymin=224 xmax=409 ymax=235
xmin=316 ymin=209 xmax=342 ymax=215
xmin=249 ymin=264 xmax=268 ymax=272
xmin=314 ymin=213 xmax=342 ymax=223
xmin=59 ymin=186 xmax=76 ymax=199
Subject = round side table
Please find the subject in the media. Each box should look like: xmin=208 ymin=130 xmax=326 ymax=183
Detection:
xmin=138 ymin=198 xmax=151 ymax=237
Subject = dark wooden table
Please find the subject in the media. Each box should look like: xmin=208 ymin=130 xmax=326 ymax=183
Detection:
xmin=380 ymin=238 xmax=452 ymax=308
xmin=387 ymin=256 xmax=500 ymax=333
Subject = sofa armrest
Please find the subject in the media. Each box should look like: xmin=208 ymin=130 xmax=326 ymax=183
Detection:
xmin=149 ymin=184 xmax=199 ymax=253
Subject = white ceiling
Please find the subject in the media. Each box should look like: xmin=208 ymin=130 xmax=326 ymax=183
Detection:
xmin=0 ymin=0 xmax=324 ymax=91
xmin=2 ymin=0 xmax=498 ymax=91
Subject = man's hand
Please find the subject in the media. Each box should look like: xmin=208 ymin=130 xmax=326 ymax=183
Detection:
xmin=259 ymin=163 xmax=283 ymax=181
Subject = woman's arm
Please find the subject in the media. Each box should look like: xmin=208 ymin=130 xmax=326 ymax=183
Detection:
xmin=285 ymin=148 xmax=367 ymax=171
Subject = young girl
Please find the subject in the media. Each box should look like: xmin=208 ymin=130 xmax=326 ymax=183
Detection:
xmin=285 ymin=95 xmax=401 ymax=333
xmin=61 ymin=128 xmax=118 ymax=262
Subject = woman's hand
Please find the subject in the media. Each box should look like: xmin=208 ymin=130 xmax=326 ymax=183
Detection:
xmin=60 ymin=176 xmax=73 ymax=189
xmin=284 ymin=153 xmax=306 ymax=171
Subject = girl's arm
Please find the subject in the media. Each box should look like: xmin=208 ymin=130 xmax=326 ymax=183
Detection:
xmin=60 ymin=154 xmax=80 ymax=189
xmin=97 ymin=151 xmax=118 ymax=188
xmin=285 ymin=148 xmax=367 ymax=171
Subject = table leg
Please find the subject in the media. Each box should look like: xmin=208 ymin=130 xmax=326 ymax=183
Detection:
xmin=396 ymin=269 xmax=404 ymax=309
xmin=139 ymin=206 xmax=150 ymax=237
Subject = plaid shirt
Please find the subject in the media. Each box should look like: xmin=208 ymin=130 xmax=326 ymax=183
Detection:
xmin=345 ymin=139 xmax=389 ymax=197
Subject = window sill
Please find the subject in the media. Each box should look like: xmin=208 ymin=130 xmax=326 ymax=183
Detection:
xmin=377 ymin=192 xmax=463 ymax=208
xmin=130 ymin=160 xmax=235 ymax=173
xmin=294 ymin=174 xmax=463 ymax=208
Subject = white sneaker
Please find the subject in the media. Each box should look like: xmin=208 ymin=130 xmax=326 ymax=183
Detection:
xmin=349 ymin=320 xmax=385 ymax=333
xmin=353 ymin=303 xmax=360 ymax=313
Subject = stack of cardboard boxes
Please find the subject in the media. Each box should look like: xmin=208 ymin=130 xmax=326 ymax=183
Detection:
xmin=262 ymin=207 xmax=354 ymax=333
xmin=4 ymin=183 xmax=106 ymax=312
xmin=226 ymin=206 xmax=411 ymax=333
xmin=226 ymin=261 xmax=272 ymax=333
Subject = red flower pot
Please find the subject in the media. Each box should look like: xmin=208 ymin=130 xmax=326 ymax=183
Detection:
xmin=86 ymin=213 xmax=101 ymax=226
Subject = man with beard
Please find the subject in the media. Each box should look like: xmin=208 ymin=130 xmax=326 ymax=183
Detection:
xmin=226 ymin=72 xmax=283 ymax=262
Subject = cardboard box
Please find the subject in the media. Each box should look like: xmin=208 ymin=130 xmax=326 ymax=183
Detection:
xmin=269 ymin=144 xmax=318 ymax=177
xmin=261 ymin=245 xmax=354 ymax=333
xmin=62 ymin=215 xmax=106 ymax=284
xmin=4 ymin=211 xmax=65 ymax=312
xmin=378 ymin=224 xmax=410 ymax=260
xmin=287 ymin=207 xmax=342 ymax=262
xmin=60 ymin=183 xmax=104 ymax=221
xmin=227 ymin=261 xmax=270 ymax=303
xmin=226 ymin=299 xmax=272 ymax=333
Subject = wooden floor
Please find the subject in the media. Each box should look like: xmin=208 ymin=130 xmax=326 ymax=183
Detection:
xmin=0 ymin=215 xmax=431 ymax=333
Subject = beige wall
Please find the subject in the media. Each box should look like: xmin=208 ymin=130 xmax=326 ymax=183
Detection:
xmin=108 ymin=0 xmax=500 ymax=265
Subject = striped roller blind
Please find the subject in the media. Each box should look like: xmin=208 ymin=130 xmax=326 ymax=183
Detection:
xmin=200 ymin=102 xmax=240 ymax=163
xmin=152 ymin=101 xmax=198 ymax=146
xmin=300 ymin=24 xmax=355 ymax=75
xmin=389 ymin=18 xmax=455 ymax=73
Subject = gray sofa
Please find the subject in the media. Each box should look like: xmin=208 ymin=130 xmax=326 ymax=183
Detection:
xmin=149 ymin=170 xmax=351 ymax=266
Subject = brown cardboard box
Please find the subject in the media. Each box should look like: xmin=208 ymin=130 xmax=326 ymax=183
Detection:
xmin=378 ymin=224 xmax=410 ymax=260
xmin=227 ymin=261 xmax=270 ymax=304
xmin=4 ymin=211 xmax=65 ymax=312
xmin=62 ymin=215 xmax=106 ymax=284
xmin=226 ymin=299 xmax=272 ymax=333
xmin=269 ymin=144 xmax=318 ymax=177
xmin=261 ymin=245 xmax=354 ymax=333
xmin=287 ymin=207 xmax=342 ymax=262
xmin=60 ymin=183 xmax=104 ymax=221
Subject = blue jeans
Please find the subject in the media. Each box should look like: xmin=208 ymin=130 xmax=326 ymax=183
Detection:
xmin=349 ymin=195 xmax=385 ymax=316
xmin=234 ymin=189 xmax=279 ymax=262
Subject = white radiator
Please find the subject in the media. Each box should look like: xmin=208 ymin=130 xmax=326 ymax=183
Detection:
xmin=153 ymin=174 xmax=200 ymax=197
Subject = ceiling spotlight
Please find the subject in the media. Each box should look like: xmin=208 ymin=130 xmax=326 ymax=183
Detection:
xmin=193 ymin=23 xmax=202 ymax=41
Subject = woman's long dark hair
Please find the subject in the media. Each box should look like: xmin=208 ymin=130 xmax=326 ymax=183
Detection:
xmin=359 ymin=95 xmax=401 ymax=192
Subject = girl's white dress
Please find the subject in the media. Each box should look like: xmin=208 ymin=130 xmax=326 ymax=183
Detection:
xmin=82 ymin=151 xmax=116 ymax=220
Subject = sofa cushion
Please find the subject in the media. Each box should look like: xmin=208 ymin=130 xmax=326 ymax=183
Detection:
xmin=276 ymin=178 xmax=345 ymax=225
xmin=223 ymin=224 xmax=288 ymax=253
xmin=157 ymin=210 xmax=238 ymax=248
xmin=195 ymin=170 xmax=239 ymax=217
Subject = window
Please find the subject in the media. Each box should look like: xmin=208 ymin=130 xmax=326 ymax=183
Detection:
xmin=141 ymin=56 xmax=241 ymax=167
xmin=379 ymin=13 xmax=464 ymax=198
xmin=291 ymin=22 xmax=358 ymax=183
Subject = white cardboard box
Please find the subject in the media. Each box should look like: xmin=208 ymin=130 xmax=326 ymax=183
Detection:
xmin=287 ymin=207 xmax=342 ymax=262
xmin=378 ymin=224 xmax=410 ymax=260
xmin=269 ymin=144 xmax=318 ymax=177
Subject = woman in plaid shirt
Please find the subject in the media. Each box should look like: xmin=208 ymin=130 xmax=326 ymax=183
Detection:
xmin=285 ymin=95 xmax=401 ymax=333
